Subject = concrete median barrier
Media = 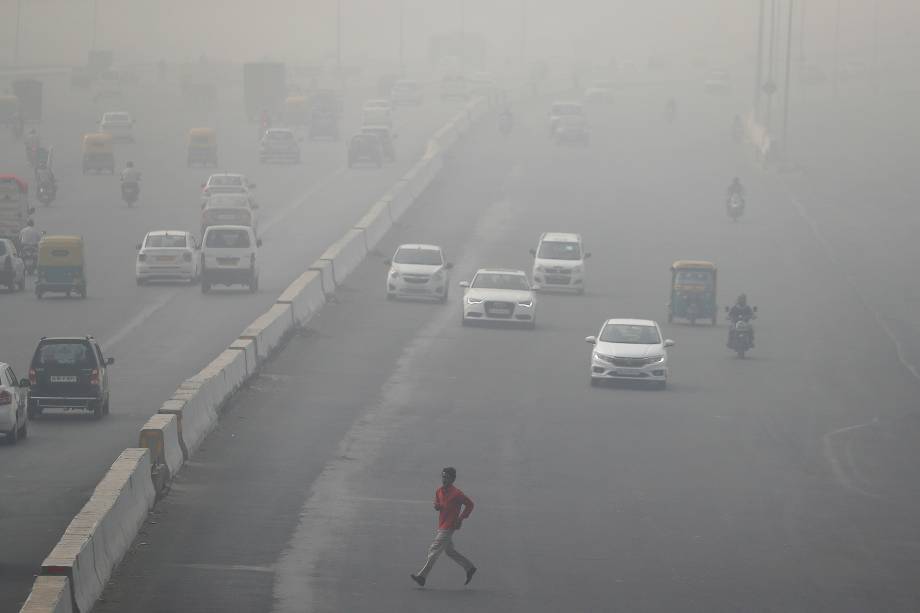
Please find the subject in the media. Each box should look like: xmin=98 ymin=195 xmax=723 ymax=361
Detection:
xmin=277 ymin=270 xmax=327 ymax=325
xmin=308 ymin=258 xmax=336 ymax=295
xmin=40 ymin=449 xmax=155 ymax=613
xmin=158 ymin=381 xmax=218 ymax=457
xmin=228 ymin=337 xmax=258 ymax=376
xmin=19 ymin=576 xmax=73 ymax=613
xmin=207 ymin=348 xmax=249 ymax=395
xmin=239 ymin=303 xmax=295 ymax=362
xmin=354 ymin=201 xmax=393 ymax=252
xmin=385 ymin=180 xmax=414 ymax=220
xmin=318 ymin=229 xmax=368 ymax=285
xmin=138 ymin=414 xmax=184 ymax=486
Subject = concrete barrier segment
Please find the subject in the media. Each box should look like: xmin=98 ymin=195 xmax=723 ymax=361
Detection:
xmin=18 ymin=576 xmax=73 ymax=613
xmin=138 ymin=414 xmax=184 ymax=483
xmin=277 ymin=270 xmax=327 ymax=326
xmin=239 ymin=303 xmax=295 ymax=362
xmin=164 ymin=383 xmax=217 ymax=457
xmin=228 ymin=337 xmax=258 ymax=376
xmin=318 ymin=229 xmax=367 ymax=284
xmin=308 ymin=258 xmax=336 ymax=296
xmin=354 ymin=201 xmax=393 ymax=252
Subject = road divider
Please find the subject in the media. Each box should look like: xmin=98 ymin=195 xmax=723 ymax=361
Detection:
xmin=276 ymin=270 xmax=327 ymax=326
xmin=19 ymin=576 xmax=72 ymax=613
xmin=354 ymin=201 xmax=393 ymax=253
xmin=318 ymin=228 xmax=369 ymax=286
xmin=38 ymin=449 xmax=155 ymax=613
xmin=239 ymin=303 xmax=295 ymax=362
xmin=138 ymin=413 xmax=184 ymax=488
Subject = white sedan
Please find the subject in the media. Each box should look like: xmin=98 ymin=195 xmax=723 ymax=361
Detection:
xmin=385 ymin=244 xmax=452 ymax=302
xmin=99 ymin=111 xmax=135 ymax=142
xmin=136 ymin=230 xmax=200 ymax=285
xmin=586 ymin=319 xmax=674 ymax=389
xmin=202 ymin=173 xmax=256 ymax=198
xmin=459 ymin=268 xmax=537 ymax=328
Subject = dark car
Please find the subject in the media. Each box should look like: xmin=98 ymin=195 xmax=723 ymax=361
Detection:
xmin=361 ymin=126 xmax=397 ymax=162
xmin=348 ymin=134 xmax=384 ymax=168
xmin=28 ymin=336 xmax=113 ymax=419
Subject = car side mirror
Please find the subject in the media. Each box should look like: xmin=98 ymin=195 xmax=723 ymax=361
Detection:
xmin=135 ymin=243 xmax=142 ymax=250
xmin=106 ymin=357 xmax=115 ymax=365
xmin=19 ymin=378 xmax=30 ymax=388
xmin=444 ymin=262 xmax=454 ymax=270
xmin=532 ymin=283 xmax=542 ymax=291
xmin=585 ymin=336 xmax=597 ymax=344
xmin=257 ymin=239 xmax=263 ymax=247
xmin=584 ymin=252 xmax=592 ymax=259
xmin=459 ymin=281 xmax=469 ymax=288
xmin=529 ymin=248 xmax=536 ymax=256
xmin=663 ymin=339 xmax=675 ymax=348
xmin=383 ymin=259 xmax=392 ymax=266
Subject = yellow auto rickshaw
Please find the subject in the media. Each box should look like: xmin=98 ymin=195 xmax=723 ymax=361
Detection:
xmin=36 ymin=236 xmax=86 ymax=299
xmin=187 ymin=127 xmax=218 ymax=167
xmin=0 ymin=95 xmax=20 ymax=125
xmin=284 ymin=95 xmax=310 ymax=126
xmin=668 ymin=260 xmax=717 ymax=325
xmin=81 ymin=132 xmax=114 ymax=174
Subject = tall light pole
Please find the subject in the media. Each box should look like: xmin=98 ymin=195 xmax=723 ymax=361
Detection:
xmin=754 ymin=0 xmax=766 ymax=120
xmin=782 ymin=0 xmax=795 ymax=162
xmin=398 ymin=0 xmax=405 ymax=75
xmin=765 ymin=0 xmax=778 ymax=130
xmin=798 ymin=0 xmax=806 ymax=67
xmin=91 ymin=0 xmax=98 ymax=51
xmin=832 ymin=0 xmax=841 ymax=97
xmin=13 ymin=0 xmax=24 ymax=66
xmin=336 ymin=0 xmax=342 ymax=73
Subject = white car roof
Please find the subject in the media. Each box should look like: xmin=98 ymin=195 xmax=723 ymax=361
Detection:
xmin=146 ymin=230 xmax=189 ymax=237
xmin=396 ymin=243 xmax=441 ymax=252
xmin=475 ymin=268 xmax=527 ymax=276
xmin=204 ymin=224 xmax=254 ymax=234
xmin=103 ymin=111 xmax=131 ymax=119
xmin=541 ymin=232 xmax=581 ymax=243
xmin=603 ymin=318 xmax=659 ymax=328
xmin=206 ymin=193 xmax=249 ymax=205
xmin=207 ymin=174 xmax=246 ymax=184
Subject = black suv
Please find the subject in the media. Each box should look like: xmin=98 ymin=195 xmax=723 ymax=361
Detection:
xmin=28 ymin=336 xmax=114 ymax=419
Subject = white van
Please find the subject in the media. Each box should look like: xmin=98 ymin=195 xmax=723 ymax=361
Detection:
xmin=200 ymin=225 xmax=261 ymax=293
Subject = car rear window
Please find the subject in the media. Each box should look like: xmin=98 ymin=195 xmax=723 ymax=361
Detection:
xmin=205 ymin=208 xmax=251 ymax=225
xmin=145 ymin=234 xmax=187 ymax=248
xmin=394 ymin=248 xmax=442 ymax=265
xmin=208 ymin=176 xmax=242 ymax=186
xmin=206 ymin=228 xmax=251 ymax=248
xmin=34 ymin=342 xmax=96 ymax=367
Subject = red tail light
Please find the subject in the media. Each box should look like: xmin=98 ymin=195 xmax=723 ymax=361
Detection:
xmin=90 ymin=369 xmax=99 ymax=386
xmin=0 ymin=390 xmax=11 ymax=405
xmin=29 ymin=368 xmax=36 ymax=385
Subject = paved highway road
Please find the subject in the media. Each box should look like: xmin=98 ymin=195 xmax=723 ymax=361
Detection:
xmin=91 ymin=81 xmax=920 ymax=612
xmin=0 ymin=69 xmax=464 ymax=611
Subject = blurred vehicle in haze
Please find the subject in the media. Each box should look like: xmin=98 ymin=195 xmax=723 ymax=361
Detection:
xmin=586 ymin=319 xmax=673 ymax=389
xmin=441 ymin=75 xmax=469 ymax=101
xmin=201 ymin=193 xmax=260 ymax=237
xmin=460 ymin=268 xmax=537 ymax=329
xmin=27 ymin=335 xmax=113 ymax=419
xmin=553 ymin=115 xmax=590 ymax=146
xmin=260 ymin=128 xmax=301 ymax=164
xmin=309 ymin=108 xmax=340 ymax=140
xmin=668 ymin=260 xmax=718 ymax=326
xmin=0 ymin=361 xmax=30 ymax=444
xmin=187 ymin=128 xmax=218 ymax=167
xmin=583 ymin=81 xmax=615 ymax=103
xmin=135 ymin=230 xmax=200 ymax=285
xmin=199 ymin=225 xmax=262 ymax=294
xmin=530 ymin=232 xmax=590 ymax=294
xmin=0 ymin=175 xmax=34 ymax=242
xmin=81 ymin=133 xmax=115 ymax=174
xmin=703 ymin=70 xmax=731 ymax=95
xmin=347 ymin=133 xmax=384 ymax=168
xmin=390 ymin=79 xmax=423 ymax=106
xmin=0 ymin=238 xmax=26 ymax=292
xmin=360 ymin=125 xmax=396 ymax=163
xmin=243 ymin=62 xmax=287 ymax=121
xmin=362 ymin=99 xmax=393 ymax=129
xmin=35 ymin=235 xmax=87 ymax=299
xmin=284 ymin=95 xmax=311 ymax=126
xmin=385 ymin=244 xmax=453 ymax=303
xmin=201 ymin=173 xmax=256 ymax=199
xmin=548 ymin=101 xmax=584 ymax=133
xmin=98 ymin=111 xmax=135 ymax=142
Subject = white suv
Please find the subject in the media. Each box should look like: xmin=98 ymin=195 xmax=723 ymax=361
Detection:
xmin=385 ymin=244 xmax=452 ymax=302
xmin=530 ymin=232 xmax=590 ymax=293
xmin=0 ymin=362 xmax=30 ymax=444
xmin=200 ymin=225 xmax=262 ymax=293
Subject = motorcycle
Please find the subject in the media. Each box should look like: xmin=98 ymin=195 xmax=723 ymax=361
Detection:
xmin=726 ymin=307 xmax=757 ymax=358
xmin=21 ymin=244 xmax=37 ymax=275
xmin=37 ymin=181 xmax=56 ymax=206
xmin=25 ymin=143 xmax=39 ymax=168
xmin=726 ymin=193 xmax=745 ymax=222
xmin=121 ymin=181 xmax=140 ymax=207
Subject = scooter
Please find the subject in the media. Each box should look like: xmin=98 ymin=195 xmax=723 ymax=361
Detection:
xmin=726 ymin=194 xmax=745 ymax=222
xmin=121 ymin=181 xmax=140 ymax=207
xmin=726 ymin=307 xmax=757 ymax=358
xmin=37 ymin=181 xmax=56 ymax=206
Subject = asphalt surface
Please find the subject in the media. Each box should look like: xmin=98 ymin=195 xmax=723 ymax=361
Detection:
xmin=88 ymin=78 xmax=920 ymax=612
xmin=0 ymin=69 xmax=464 ymax=611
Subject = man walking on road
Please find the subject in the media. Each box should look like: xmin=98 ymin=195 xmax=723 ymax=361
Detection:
xmin=411 ymin=467 xmax=477 ymax=587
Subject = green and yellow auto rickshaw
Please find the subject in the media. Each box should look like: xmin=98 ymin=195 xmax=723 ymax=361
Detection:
xmin=187 ymin=127 xmax=218 ymax=167
xmin=36 ymin=236 xmax=86 ymax=299
xmin=81 ymin=132 xmax=114 ymax=174
xmin=668 ymin=260 xmax=717 ymax=325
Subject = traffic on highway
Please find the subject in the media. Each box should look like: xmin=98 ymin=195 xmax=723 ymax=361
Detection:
xmin=4 ymin=1 xmax=920 ymax=612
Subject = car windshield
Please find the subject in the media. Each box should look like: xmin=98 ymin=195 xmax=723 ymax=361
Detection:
xmin=209 ymin=176 xmax=243 ymax=186
xmin=471 ymin=273 xmax=530 ymax=291
xmin=394 ymin=248 xmax=442 ymax=266
xmin=600 ymin=324 xmax=661 ymax=345
xmin=206 ymin=228 xmax=251 ymax=248
xmin=538 ymin=241 xmax=581 ymax=260
xmin=36 ymin=342 xmax=95 ymax=367
xmin=146 ymin=234 xmax=187 ymax=248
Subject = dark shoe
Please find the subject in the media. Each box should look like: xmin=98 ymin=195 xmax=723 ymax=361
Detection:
xmin=464 ymin=567 xmax=477 ymax=585
xmin=410 ymin=574 xmax=425 ymax=587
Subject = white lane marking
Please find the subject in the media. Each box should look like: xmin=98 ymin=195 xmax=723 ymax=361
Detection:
xmin=101 ymin=289 xmax=177 ymax=350
xmin=821 ymin=421 xmax=881 ymax=499
xmin=272 ymin=166 xmax=523 ymax=613
xmin=260 ymin=166 xmax=346 ymax=235
xmin=174 ymin=563 xmax=274 ymax=574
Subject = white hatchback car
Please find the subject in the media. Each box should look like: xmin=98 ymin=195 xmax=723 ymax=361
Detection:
xmin=99 ymin=111 xmax=135 ymax=142
xmin=0 ymin=361 xmax=30 ymax=444
xmin=202 ymin=173 xmax=256 ymax=199
xmin=385 ymin=244 xmax=452 ymax=302
xmin=200 ymin=225 xmax=261 ymax=293
xmin=530 ymin=232 xmax=590 ymax=293
xmin=586 ymin=319 xmax=674 ymax=389
xmin=460 ymin=268 xmax=537 ymax=328
xmin=136 ymin=230 xmax=199 ymax=285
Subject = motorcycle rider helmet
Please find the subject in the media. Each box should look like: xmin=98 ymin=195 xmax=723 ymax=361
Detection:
xmin=737 ymin=293 xmax=747 ymax=306
xmin=126 ymin=161 xmax=134 ymax=168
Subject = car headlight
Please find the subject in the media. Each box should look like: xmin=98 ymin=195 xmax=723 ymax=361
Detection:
xmin=517 ymin=299 xmax=533 ymax=307
xmin=389 ymin=269 xmax=399 ymax=279
xmin=432 ymin=269 xmax=444 ymax=280
xmin=466 ymin=296 xmax=484 ymax=304
xmin=534 ymin=265 xmax=545 ymax=273
xmin=593 ymin=352 xmax=613 ymax=363
xmin=647 ymin=355 xmax=665 ymax=364
xmin=571 ymin=266 xmax=582 ymax=273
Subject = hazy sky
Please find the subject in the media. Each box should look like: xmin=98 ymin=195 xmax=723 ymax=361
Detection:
xmin=3 ymin=0 xmax=918 ymax=72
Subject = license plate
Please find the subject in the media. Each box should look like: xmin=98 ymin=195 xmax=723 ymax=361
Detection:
xmin=156 ymin=255 xmax=175 ymax=262
xmin=405 ymin=288 xmax=427 ymax=293
xmin=50 ymin=376 xmax=77 ymax=383
xmin=217 ymin=257 xmax=239 ymax=265
xmin=614 ymin=370 xmax=641 ymax=377
xmin=489 ymin=307 xmax=511 ymax=315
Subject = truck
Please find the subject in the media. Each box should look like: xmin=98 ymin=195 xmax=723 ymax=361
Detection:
xmin=0 ymin=176 xmax=34 ymax=241
xmin=243 ymin=62 xmax=286 ymax=121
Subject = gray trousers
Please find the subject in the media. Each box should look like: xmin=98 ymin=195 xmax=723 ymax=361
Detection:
xmin=417 ymin=529 xmax=474 ymax=578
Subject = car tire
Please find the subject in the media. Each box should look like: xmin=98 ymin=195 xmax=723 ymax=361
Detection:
xmin=19 ymin=416 xmax=28 ymax=439
xmin=103 ymin=399 xmax=110 ymax=416
xmin=92 ymin=401 xmax=104 ymax=420
xmin=5 ymin=423 xmax=18 ymax=445
xmin=28 ymin=400 xmax=41 ymax=419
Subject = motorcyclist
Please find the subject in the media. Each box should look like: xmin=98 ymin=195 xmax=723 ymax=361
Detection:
xmin=727 ymin=177 xmax=746 ymax=201
xmin=24 ymin=129 xmax=40 ymax=165
xmin=19 ymin=219 xmax=42 ymax=250
xmin=35 ymin=160 xmax=56 ymax=193
xmin=120 ymin=161 xmax=141 ymax=199
xmin=727 ymin=293 xmax=755 ymax=348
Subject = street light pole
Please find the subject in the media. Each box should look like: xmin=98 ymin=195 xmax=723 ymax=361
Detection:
xmin=91 ymin=0 xmax=98 ymax=51
xmin=782 ymin=0 xmax=795 ymax=163
xmin=14 ymin=0 xmax=23 ymax=66
xmin=754 ymin=0 xmax=766 ymax=120
xmin=832 ymin=0 xmax=841 ymax=97
xmin=399 ymin=0 xmax=405 ymax=75
xmin=765 ymin=0 xmax=778 ymax=130
xmin=336 ymin=0 xmax=342 ymax=73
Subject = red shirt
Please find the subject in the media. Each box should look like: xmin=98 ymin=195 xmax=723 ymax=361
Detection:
xmin=434 ymin=484 xmax=474 ymax=531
